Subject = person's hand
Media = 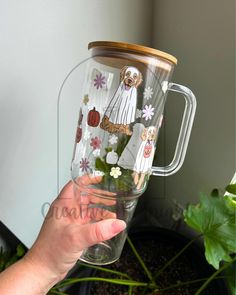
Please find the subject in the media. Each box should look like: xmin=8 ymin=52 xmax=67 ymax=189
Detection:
xmin=22 ymin=180 xmax=126 ymax=291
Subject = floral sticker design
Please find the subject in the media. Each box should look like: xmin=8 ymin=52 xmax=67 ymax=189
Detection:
xmin=143 ymin=86 xmax=153 ymax=100
xmin=142 ymin=104 xmax=155 ymax=121
xmin=135 ymin=109 xmax=142 ymax=119
xmin=109 ymin=134 xmax=118 ymax=145
xmin=90 ymin=136 xmax=102 ymax=150
xmin=84 ymin=130 xmax=91 ymax=141
xmin=110 ymin=167 xmax=122 ymax=179
xmin=80 ymin=158 xmax=90 ymax=172
xmin=92 ymin=149 xmax=101 ymax=157
xmin=94 ymin=73 xmax=106 ymax=89
xmin=83 ymin=94 xmax=89 ymax=105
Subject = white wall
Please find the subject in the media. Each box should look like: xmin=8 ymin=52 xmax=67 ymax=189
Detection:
xmin=0 ymin=0 xmax=153 ymax=247
xmin=145 ymin=0 xmax=235 ymax=225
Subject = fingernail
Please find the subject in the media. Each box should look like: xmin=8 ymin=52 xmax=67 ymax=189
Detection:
xmin=111 ymin=220 xmax=127 ymax=233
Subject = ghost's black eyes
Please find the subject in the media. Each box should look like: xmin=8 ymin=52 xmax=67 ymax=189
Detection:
xmin=126 ymin=71 xmax=131 ymax=77
xmin=133 ymin=73 xmax=137 ymax=79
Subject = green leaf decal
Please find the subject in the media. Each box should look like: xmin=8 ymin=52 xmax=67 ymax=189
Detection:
xmin=95 ymin=157 xmax=108 ymax=173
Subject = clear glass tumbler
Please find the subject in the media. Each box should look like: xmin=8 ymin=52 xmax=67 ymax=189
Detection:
xmin=71 ymin=41 xmax=197 ymax=265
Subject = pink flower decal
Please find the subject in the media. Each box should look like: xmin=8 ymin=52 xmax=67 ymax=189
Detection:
xmin=90 ymin=136 xmax=102 ymax=150
xmin=94 ymin=73 xmax=106 ymax=89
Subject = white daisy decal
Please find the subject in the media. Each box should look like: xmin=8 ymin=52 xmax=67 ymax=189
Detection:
xmin=110 ymin=167 xmax=122 ymax=179
xmin=144 ymin=86 xmax=153 ymax=100
xmin=142 ymin=104 xmax=155 ymax=121
xmin=109 ymin=134 xmax=118 ymax=145
xmin=84 ymin=129 xmax=91 ymax=140
xmin=92 ymin=149 xmax=101 ymax=157
xmin=135 ymin=109 xmax=142 ymax=119
xmin=93 ymin=170 xmax=104 ymax=177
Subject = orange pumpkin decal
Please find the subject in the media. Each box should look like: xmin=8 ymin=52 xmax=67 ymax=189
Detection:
xmin=76 ymin=109 xmax=83 ymax=143
xmin=87 ymin=107 xmax=100 ymax=127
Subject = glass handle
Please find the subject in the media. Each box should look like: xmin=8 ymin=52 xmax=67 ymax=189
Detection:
xmin=152 ymin=82 xmax=197 ymax=176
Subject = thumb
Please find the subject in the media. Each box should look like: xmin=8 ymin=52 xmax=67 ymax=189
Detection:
xmin=77 ymin=219 xmax=126 ymax=251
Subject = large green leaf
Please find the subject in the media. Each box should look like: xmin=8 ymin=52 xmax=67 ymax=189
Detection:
xmin=16 ymin=244 xmax=26 ymax=257
xmin=224 ymin=260 xmax=236 ymax=295
xmin=183 ymin=193 xmax=236 ymax=269
xmin=226 ymin=183 xmax=236 ymax=195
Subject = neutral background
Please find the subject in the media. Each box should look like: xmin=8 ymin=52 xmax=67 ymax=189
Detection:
xmin=0 ymin=0 xmax=235 ymax=247
xmin=143 ymin=0 xmax=236 ymax=228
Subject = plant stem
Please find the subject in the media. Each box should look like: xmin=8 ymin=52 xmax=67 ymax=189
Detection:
xmin=77 ymin=262 xmax=132 ymax=279
xmin=159 ymin=275 xmax=228 ymax=292
xmin=127 ymin=236 xmax=157 ymax=288
xmin=195 ymin=257 xmax=236 ymax=295
xmin=128 ymin=286 xmax=133 ymax=295
xmin=154 ymin=234 xmax=202 ymax=280
xmin=56 ymin=277 xmax=148 ymax=289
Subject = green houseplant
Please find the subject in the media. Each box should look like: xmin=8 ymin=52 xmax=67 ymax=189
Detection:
xmin=0 ymin=244 xmax=26 ymax=272
xmin=49 ymin=183 xmax=236 ymax=295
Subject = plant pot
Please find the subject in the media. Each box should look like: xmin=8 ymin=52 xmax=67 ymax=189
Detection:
xmin=67 ymin=227 xmax=230 ymax=295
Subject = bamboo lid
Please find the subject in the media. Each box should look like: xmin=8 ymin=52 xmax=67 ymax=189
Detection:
xmin=88 ymin=41 xmax=177 ymax=65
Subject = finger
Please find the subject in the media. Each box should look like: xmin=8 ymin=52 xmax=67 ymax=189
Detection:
xmin=89 ymin=188 xmax=116 ymax=197
xmin=74 ymin=175 xmax=116 ymax=197
xmin=75 ymin=175 xmax=103 ymax=186
xmin=76 ymin=219 xmax=126 ymax=251
xmin=87 ymin=207 xmax=117 ymax=221
xmin=89 ymin=194 xmax=116 ymax=206
xmin=57 ymin=175 xmax=103 ymax=200
xmin=74 ymin=191 xmax=116 ymax=205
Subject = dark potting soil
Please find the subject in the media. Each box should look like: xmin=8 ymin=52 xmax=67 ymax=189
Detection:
xmin=89 ymin=238 xmax=222 ymax=295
